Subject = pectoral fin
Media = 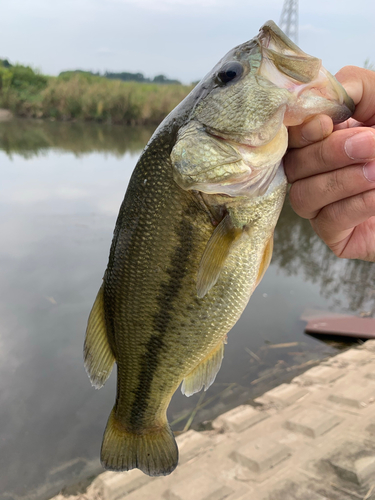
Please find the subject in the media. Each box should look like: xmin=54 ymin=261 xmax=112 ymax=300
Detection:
xmin=197 ymin=214 xmax=242 ymax=298
xmin=84 ymin=284 xmax=115 ymax=389
xmin=255 ymin=235 xmax=274 ymax=287
xmin=181 ymin=341 xmax=225 ymax=397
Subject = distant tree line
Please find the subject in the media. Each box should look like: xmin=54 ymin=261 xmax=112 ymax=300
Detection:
xmin=1 ymin=59 xmax=182 ymax=84
xmin=59 ymin=69 xmax=181 ymax=84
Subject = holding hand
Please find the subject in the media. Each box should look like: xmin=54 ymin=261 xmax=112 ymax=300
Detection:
xmin=284 ymin=66 xmax=375 ymax=261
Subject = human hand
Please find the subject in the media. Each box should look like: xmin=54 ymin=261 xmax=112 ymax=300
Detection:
xmin=284 ymin=66 xmax=375 ymax=261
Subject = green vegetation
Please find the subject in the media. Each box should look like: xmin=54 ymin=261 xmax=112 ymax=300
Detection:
xmin=0 ymin=60 xmax=192 ymax=125
xmin=59 ymin=69 xmax=181 ymax=84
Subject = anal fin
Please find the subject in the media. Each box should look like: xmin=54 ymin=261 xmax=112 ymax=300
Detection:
xmin=181 ymin=341 xmax=225 ymax=397
xmin=197 ymin=214 xmax=242 ymax=298
xmin=84 ymin=284 xmax=115 ymax=389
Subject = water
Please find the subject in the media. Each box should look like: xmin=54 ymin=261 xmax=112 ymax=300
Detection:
xmin=0 ymin=119 xmax=373 ymax=500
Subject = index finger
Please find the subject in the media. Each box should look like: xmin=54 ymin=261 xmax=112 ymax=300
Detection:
xmin=287 ymin=65 xmax=375 ymax=149
xmin=288 ymin=114 xmax=333 ymax=149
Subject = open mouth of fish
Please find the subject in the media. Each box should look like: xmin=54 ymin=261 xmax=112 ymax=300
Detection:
xmin=206 ymin=27 xmax=354 ymax=144
xmin=257 ymin=22 xmax=354 ymax=125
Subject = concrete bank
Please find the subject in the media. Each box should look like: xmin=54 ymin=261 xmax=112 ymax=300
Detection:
xmin=51 ymin=341 xmax=375 ymax=500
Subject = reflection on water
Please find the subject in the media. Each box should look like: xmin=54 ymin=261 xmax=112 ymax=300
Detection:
xmin=274 ymin=200 xmax=375 ymax=312
xmin=0 ymin=119 xmax=369 ymax=500
xmin=0 ymin=119 xmax=154 ymax=159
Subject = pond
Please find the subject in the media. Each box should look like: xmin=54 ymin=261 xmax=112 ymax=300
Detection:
xmin=0 ymin=118 xmax=372 ymax=500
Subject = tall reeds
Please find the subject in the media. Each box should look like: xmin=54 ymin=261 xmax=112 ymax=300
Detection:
xmin=0 ymin=66 xmax=193 ymax=125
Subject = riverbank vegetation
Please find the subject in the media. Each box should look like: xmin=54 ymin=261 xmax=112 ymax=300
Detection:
xmin=0 ymin=60 xmax=193 ymax=125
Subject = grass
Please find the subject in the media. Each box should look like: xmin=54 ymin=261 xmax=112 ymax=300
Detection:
xmin=0 ymin=62 xmax=193 ymax=125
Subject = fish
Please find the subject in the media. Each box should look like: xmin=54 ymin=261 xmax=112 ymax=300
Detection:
xmin=84 ymin=21 xmax=354 ymax=477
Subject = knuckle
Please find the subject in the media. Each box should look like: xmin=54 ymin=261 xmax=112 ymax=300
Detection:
xmin=324 ymin=169 xmax=345 ymax=195
xmin=320 ymin=202 xmax=341 ymax=227
xmin=283 ymin=150 xmax=299 ymax=183
xmin=288 ymin=181 xmax=309 ymax=217
xmin=314 ymin=140 xmax=331 ymax=170
xmin=358 ymin=190 xmax=375 ymax=212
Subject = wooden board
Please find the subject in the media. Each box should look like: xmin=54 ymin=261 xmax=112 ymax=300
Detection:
xmin=305 ymin=315 xmax=375 ymax=338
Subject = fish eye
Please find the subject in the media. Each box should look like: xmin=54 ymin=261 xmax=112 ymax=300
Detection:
xmin=217 ymin=62 xmax=244 ymax=85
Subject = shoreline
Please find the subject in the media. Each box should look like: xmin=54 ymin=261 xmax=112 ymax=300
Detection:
xmin=48 ymin=340 xmax=375 ymax=500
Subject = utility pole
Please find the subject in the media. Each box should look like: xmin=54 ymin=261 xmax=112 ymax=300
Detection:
xmin=279 ymin=0 xmax=299 ymax=43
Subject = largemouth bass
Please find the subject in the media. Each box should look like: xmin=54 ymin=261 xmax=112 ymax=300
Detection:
xmin=84 ymin=21 xmax=354 ymax=476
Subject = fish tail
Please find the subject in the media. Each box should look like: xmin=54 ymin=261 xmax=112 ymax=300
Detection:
xmin=100 ymin=408 xmax=178 ymax=476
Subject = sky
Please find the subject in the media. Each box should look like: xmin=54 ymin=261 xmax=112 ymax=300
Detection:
xmin=1 ymin=0 xmax=374 ymax=84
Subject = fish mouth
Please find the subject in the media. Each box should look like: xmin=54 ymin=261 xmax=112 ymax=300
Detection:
xmin=204 ymin=21 xmax=354 ymax=145
xmin=257 ymin=21 xmax=355 ymax=125
xmin=316 ymin=69 xmax=355 ymax=122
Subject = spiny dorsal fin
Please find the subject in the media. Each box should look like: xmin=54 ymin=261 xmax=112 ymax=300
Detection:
xmin=255 ymin=235 xmax=274 ymax=287
xmin=84 ymin=284 xmax=115 ymax=389
xmin=197 ymin=214 xmax=242 ymax=298
xmin=181 ymin=341 xmax=225 ymax=397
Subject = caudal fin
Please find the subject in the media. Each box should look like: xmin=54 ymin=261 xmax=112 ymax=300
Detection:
xmin=100 ymin=408 xmax=178 ymax=476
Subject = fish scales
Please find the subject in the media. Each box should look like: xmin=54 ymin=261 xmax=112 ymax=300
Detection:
xmin=106 ymin=139 xmax=269 ymax=425
xmin=84 ymin=21 xmax=354 ymax=476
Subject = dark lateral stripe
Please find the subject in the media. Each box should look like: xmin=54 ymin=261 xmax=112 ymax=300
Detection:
xmin=129 ymin=218 xmax=194 ymax=427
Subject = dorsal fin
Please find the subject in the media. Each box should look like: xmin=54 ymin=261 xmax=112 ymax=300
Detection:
xmin=197 ymin=214 xmax=242 ymax=298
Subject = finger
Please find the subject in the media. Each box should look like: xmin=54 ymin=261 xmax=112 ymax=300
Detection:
xmin=333 ymin=117 xmax=363 ymax=131
xmin=288 ymin=114 xmax=333 ymax=149
xmin=336 ymin=66 xmax=375 ymax=126
xmin=289 ymin=160 xmax=375 ymax=219
xmin=284 ymin=127 xmax=375 ymax=184
xmin=310 ymin=189 xmax=375 ymax=256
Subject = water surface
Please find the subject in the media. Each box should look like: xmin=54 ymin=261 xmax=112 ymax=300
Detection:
xmin=0 ymin=119 xmax=371 ymax=500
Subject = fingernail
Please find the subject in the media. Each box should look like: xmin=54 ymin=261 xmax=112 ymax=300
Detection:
xmin=345 ymin=131 xmax=375 ymax=160
xmin=363 ymin=161 xmax=375 ymax=182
